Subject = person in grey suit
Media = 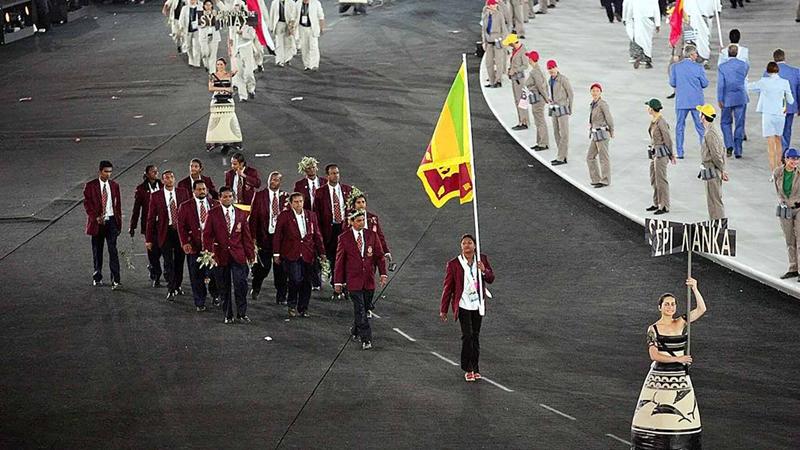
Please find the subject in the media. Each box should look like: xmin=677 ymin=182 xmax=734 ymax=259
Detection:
xmin=525 ymin=50 xmax=550 ymax=151
xmin=697 ymin=103 xmax=728 ymax=220
xmin=506 ymin=35 xmax=529 ymax=130
xmin=587 ymin=83 xmax=614 ymax=188
xmin=546 ymin=59 xmax=573 ymax=166
xmin=482 ymin=0 xmax=509 ymax=88
xmin=775 ymin=148 xmax=800 ymax=280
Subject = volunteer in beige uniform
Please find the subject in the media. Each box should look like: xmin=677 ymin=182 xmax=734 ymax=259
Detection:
xmin=645 ymin=98 xmax=675 ymax=216
xmin=525 ymin=50 xmax=550 ymax=151
xmin=774 ymin=148 xmax=800 ymax=280
xmin=505 ymin=34 xmax=529 ymax=131
xmin=587 ymin=83 xmax=614 ymax=188
xmin=546 ymin=59 xmax=573 ymax=166
xmin=697 ymin=103 xmax=728 ymax=220
xmin=482 ymin=0 xmax=509 ymax=89
xmin=294 ymin=0 xmax=324 ymax=71
xmin=509 ymin=0 xmax=525 ymax=37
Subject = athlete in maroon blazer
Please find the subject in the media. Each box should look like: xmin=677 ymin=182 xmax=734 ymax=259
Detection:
xmin=129 ymin=165 xmax=163 ymax=285
xmin=314 ymin=164 xmax=351 ymax=289
xmin=294 ymin=156 xmax=327 ymax=211
xmin=203 ymin=187 xmax=256 ymax=323
xmin=224 ymin=153 xmax=261 ymax=205
xmin=177 ymin=179 xmax=219 ymax=311
xmin=146 ymin=171 xmax=191 ymax=299
xmin=334 ymin=210 xmax=387 ymax=350
xmin=248 ymin=171 xmax=290 ymax=303
xmin=177 ymin=158 xmax=218 ymax=199
xmin=83 ymin=160 xmax=123 ymax=287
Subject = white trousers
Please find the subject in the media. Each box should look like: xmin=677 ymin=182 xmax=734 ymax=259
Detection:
xmin=233 ymin=46 xmax=256 ymax=100
xmin=198 ymin=32 xmax=219 ymax=73
xmin=298 ymin=27 xmax=320 ymax=70
xmin=253 ymin=42 xmax=265 ymax=66
xmin=273 ymin=22 xmax=295 ymax=65
xmin=186 ymin=31 xmax=201 ymax=67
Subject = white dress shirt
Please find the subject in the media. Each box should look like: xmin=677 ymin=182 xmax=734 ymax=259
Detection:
xmin=163 ymin=187 xmax=177 ymax=226
xmin=352 ymin=228 xmax=364 ymax=257
xmin=328 ymin=183 xmax=344 ymax=223
xmin=99 ymin=179 xmax=114 ymax=218
xmin=295 ymin=210 xmax=306 ymax=238
xmin=458 ymin=257 xmax=480 ymax=311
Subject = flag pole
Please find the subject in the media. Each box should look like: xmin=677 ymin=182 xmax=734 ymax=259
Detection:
xmin=714 ymin=8 xmax=723 ymax=50
xmin=462 ymin=53 xmax=485 ymax=314
xmin=686 ymin=250 xmax=692 ymax=356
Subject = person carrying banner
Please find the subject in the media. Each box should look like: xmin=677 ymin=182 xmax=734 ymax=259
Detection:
xmin=524 ymin=50 xmax=550 ymax=151
xmin=198 ymin=0 xmax=222 ymax=73
xmin=697 ymin=103 xmax=728 ymax=220
xmin=630 ymin=278 xmax=706 ymax=449
xmin=504 ymin=34 xmax=529 ymax=131
xmin=645 ymin=98 xmax=675 ymax=215
xmin=440 ymin=234 xmax=495 ymax=382
xmin=546 ymin=60 xmax=573 ymax=166
xmin=587 ymin=83 xmax=614 ymax=188
xmin=482 ymin=0 xmax=509 ymax=89
xmin=773 ymin=148 xmax=800 ymax=280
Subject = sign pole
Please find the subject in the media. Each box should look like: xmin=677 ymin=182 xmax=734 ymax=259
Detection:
xmin=686 ymin=250 xmax=692 ymax=356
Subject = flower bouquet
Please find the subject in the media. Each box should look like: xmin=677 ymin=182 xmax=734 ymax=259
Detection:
xmin=319 ymin=256 xmax=331 ymax=281
xmin=120 ymin=237 xmax=136 ymax=271
xmin=198 ymin=250 xmax=217 ymax=270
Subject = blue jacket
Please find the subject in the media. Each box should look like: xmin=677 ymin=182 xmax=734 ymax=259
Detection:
xmin=670 ymin=59 xmax=709 ymax=110
xmin=717 ymin=58 xmax=749 ymax=107
xmin=763 ymin=62 xmax=800 ymax=114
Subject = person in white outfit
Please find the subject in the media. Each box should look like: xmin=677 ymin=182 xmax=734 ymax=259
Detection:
xmin=293 ymin=0 xmax=324 ymax=71
xmin=198 ymin=0 xmax=222 ymax=73
xmin=163 ymin=0 xmax=185 ymax=53
xmin=232 ymin=16 xmax=258 ymax=102
xmin=270 ymin=0 xmax=297 ymax=66
xmin=179 ymin=0 xmax=203 ymax=67
xmin=748 ymin=61 xmax=796 ymax=173
xmin=622 ymin=0 xmax=661 ymax=70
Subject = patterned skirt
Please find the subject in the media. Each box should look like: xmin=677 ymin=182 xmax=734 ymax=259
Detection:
xmin=206 ymin=98 xmax=242 ymax=144
xmin=631 ymin=362 xmax=702 ymax=449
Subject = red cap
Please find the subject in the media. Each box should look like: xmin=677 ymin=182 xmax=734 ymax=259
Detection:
xmin=525 ymin=50 xmax=540 ymax=62
xmin=590 ymin=82 xmax=603 ymax=92
xmin=486 ymin=0 xmax=497 ymax=5
xmin=546 ymin=59 xmax=557 ymax=70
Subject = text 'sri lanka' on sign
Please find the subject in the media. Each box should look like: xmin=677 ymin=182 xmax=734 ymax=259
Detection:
xmin=645 ymin=218 xmax=736 ymax=258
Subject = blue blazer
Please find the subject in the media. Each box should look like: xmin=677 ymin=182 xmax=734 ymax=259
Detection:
xmin=717 ymin=58 xmax=749 ymax=107
xmin=670 ymin=59 xmax=709 ymax=110
xmin=771 ymin=63 xmax=800 ymax=114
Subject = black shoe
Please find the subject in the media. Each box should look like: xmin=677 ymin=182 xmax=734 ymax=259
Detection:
xmin=288 ymin=307 xmax=298 ymax=317
xmin=646 ymin=205 xmax=659 ymax=212
xmin=351 ymin=334 xmax=360 ymax=342
xmin=196 ymin=306 xmax=207 ymax=312
xmin=257 ymin=65 xmax=264 ymax=72
xmin=304 ymin=67 xmax=311 ymax=71
xmin=299 ymin=311 xmax=310 ymax=318
xmin=493 ymin=82 xmax=501 ymax=88
xmin=111 ymin=282 xmax=121 ymax=291
xmin=362 ymin=341 xmax=373 ymax=350
xmin=551 ymin=159 xmax=567 ymax=166
xmin=781 ymin=271 xmax=799 ymax=279
xmin=175 ymin=287 xmax=184 ymax=296
xmin=726 ymin=147 xmax=733 ymax=157
xmin=512 ymin=124 xmax=528 ymax=130
xmin=249 ymin=92 xmax=255 ymax=100
xmin=224 ymin=317 xmax=234 ymax=324
xmin=654 ymin=208 xmax=669 ymax=215
xmin=151 ymin=279 xmax=161 ymax=288
xmin=677 ymin=155 xmax=684 ymax=159
xmin=532 ymin=145 xmax=549 ymax=151
xmin=535 ymin=10 xmax=544 ymax=14
xmin=666 ymin=92 xmax=676 ymax=99
xmin=735 ymin=155 xmax=742 ymax=159
xmin=484 ymin=83 xmax=494 ymax=88
xmin=166 ymin=291 xmax=176 ymax=301
xmin=212 ymin=297 xmax=221 ymax=307
xmin=547 ymin=4 xmax=555 ymax=7
xmin=250 ymin=289 xmax=259 ymax=300
xmin=644 ymin=62 xmax=653 ymax=69
xmin=238 ymin=316 xmax=251 ymax=323
xmin=593 ymin=183 xmax=608 ymax=188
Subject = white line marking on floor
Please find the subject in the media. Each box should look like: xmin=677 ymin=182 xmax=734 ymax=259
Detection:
xmin=370 ymin=312 xmax=381 ymax=319
xmin=429 ymin=351 xmax=459 ymax=366
xmin=539 ymin=403 xmax=577 ymax=421
xmin=605 ymin=434 xmax=631 ymax=446
xmin=481 ymin=377 xmax=514 ymax=392
xmin=392 ymin=328 xmax=416 ymax=342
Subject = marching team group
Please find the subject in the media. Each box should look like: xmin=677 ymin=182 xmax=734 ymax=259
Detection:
xmin=83 ymin=156 xmax=391 ymax=350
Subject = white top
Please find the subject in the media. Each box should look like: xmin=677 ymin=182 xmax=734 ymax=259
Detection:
xmin=222 ymin=205 xmax=236 ymax=234
xmin=163 ymin=187 xmax=177 ymax=226
xmin=328 ymin=183 xmax=345 ymax=224
xmin=718 ymin=44 xmax=750 ymax=66
xmin=295 ymin=210 xmax=306 ymax=238
xmin=195 ymin=197 xmax=210 ymax=230
xmin=99 ymin=179 xmax=114 ymax=218
xmin=748 ymin=74 xmax=795 ymax=115
xmin=458 ymin=256 xmax=480 ymax=311
xmin=352 ymin=227 xmax=364 ymax=257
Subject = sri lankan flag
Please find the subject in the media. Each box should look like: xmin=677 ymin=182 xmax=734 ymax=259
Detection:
xmin=416 ymin=61 xmax=474 ymax=208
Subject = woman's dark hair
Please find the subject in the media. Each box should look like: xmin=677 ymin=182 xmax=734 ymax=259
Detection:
xmin=658 ymin=293 xmax=676 ymax=307
xmin=767 ymin=61 xmax=780 ymax=74
xmin=143 ymin=164 xmax=156 ymax=181
xmin=460 ymin=234 xmax=476 ymax=244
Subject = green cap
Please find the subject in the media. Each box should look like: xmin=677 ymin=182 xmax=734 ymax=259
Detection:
xmin=645 ymin=98 xmax=662 ymax=110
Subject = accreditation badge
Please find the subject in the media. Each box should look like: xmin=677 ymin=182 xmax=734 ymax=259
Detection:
xmin=367 ymin=245 xmax=373 ymax=257
xmin=236 ymin=222 xmax=242 ymax=233
xmin=467 ymin=282 xmax=479 ymax=303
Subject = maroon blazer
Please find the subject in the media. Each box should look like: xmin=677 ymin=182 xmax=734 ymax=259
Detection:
xmin=342 ymin=211 xmax=390 ymax=254
xmin=178 ymin=175 xmax=218 ymax=199
xmin=129 ymin=180 xmax=162 ymax=235
xmin=293 ymin=176 xmax=327 ymax=211
xmin=177 ymin=197 xmax=219 ymax=254
xmin=202 ymin=205 xmax=255 ymax=266
xmin=145 ymin=187 xmax=191 ymax=246
xmin=333 ymin=228 xmax=386 ymax=291
xmin=272 ymin=209 xmax=325 ymax=264
xmin=83 ymin=179 xmax=122 ymax=236
xmin=313 ymin=183 xmax=352 ymax=244
xmin=439 ymin=254 xmax=495 ymax=320
xmin=249 ymin=189 xmax=290 ymax=251
xmin=224 ymin=166 xmax=261 ymax=205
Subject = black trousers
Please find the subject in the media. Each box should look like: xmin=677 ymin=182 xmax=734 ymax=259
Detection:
xmin=91 ymin=218 xmax=121 ymax=283
xmin=161 ymin=227 xmax=185 ymax=292
xmin=284 ymin=259 xmax=312 ymax=312
xmin=186 ymin=254 xmax=216 ymax=307
xmin=601 ymin=0 xmax=622 ymax=22
xmin=146 ymin=241 xmax=162 ymax=282
xmin=458 ymin=307 xmax=482 ymax=373
xmin=350 ymin=290 xmax=374 ymax=341
xmin=324 ymin=223 xmax=343 ymax=285
xmin=252 ymin=247 xmax=287 ymax=302
xmin=215 ymin=262 xmax=249 ymax=319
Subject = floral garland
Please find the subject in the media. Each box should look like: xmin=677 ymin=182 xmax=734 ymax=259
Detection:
xmin=297 ymin=156 xmax=319 ymax=174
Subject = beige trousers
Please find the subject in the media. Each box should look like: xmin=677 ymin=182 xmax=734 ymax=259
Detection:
xmin=649 ymin=156 xmax=670 ymax=209
xmin=587 ymin=139 xmax=611 ymax=185
xmin=511 ymin=1 xmax=525 ymax=33
xmin=705 ymin=177 xmax=725 ymax=220
xmin=484 ymin=44 xmax=504 ymax=84
xmin=780 ymin=212 xmax=800 ymax=271
xmin=512 ymin=79 xmax=528 ymax=125
xmin=531 ymin=101 xmax=549 ymax=146
xmin=551 ymin=114 xmax=569 ymax=161
xmin=539 ymin=0 xmax=548 ymax=13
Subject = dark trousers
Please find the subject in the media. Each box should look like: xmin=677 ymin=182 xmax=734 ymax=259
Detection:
xmin=339 ymin=3 xmax=366 ymax=13
xmin=91 ymin=218 xmax=121 ymax=283
xmin=284 ymin=259 xmax=312 ymax=313
xmin=161 ymin=227 xmax=185 ymax=292
xmin=215 ymin=262 xmax=249 ymax=319
xmin=252 ymin=247 xmax=287 ymax=302
xmin=146 ymin=242 xmax=162 ymax=282
xmin=783 ymin=114 xmax=795 ymax=151
xmin=601 ymin=0 xmax=622 ymax=21
xmin=187 ymin=254 xmax=216 ymax=307
xmin=458 ymin=307 xmax=482 ymax=373
xmin=324 ymin=223 xmax=343 ymax=285
xmin=350 ymin=290 xmax=374 ymax=342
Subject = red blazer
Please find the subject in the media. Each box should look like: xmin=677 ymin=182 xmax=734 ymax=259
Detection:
xmin=202 ymin=205 xmax=255 ymax=266
xmin=440 ymin=254 xmax=495 ymax=320
xmin=83 ymin=179 xmax=122 ymax=236
xmin=225 ymin=166 xmax=261 ymax=205
xmin=272 ymin=209 xmax=325 ymax=264
xmin=129 ymin=180 xmax=161 ymax=234
xmin=249 ymin=189 xmax=290 ymax=251
xmin=313 ymin=183 xmax=352 ymax=244
xmin=333 ymin=228 xmax=386 ymax=291
xmin=342 ymin=211 xmax=390 ymax=254
xmin=177 ymin=197 xmax=219 ymax=254
xmin=145 ymin=187 xmax=191 ymax=246
xmin=178 ymin=175 xmax=218 ymax=199
xmin=293 ymin=176 xmax=327 ymax=211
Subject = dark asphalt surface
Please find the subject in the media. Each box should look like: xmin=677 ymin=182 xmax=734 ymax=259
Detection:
xmin=1 ymin=1 xmax=799 ymax=448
